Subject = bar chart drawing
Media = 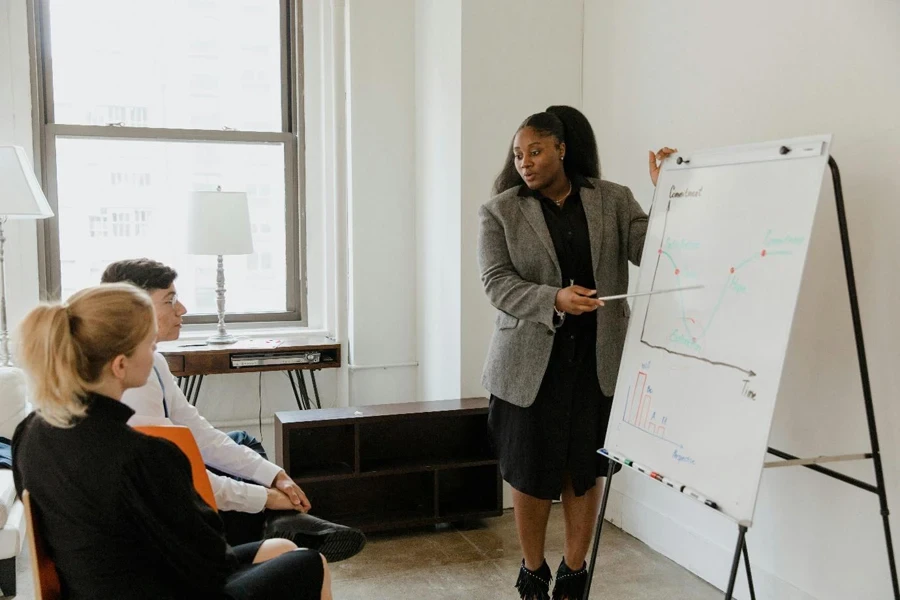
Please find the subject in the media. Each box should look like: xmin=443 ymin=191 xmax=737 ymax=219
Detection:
xmin=622 ymin=370 xmax=678 ymax=447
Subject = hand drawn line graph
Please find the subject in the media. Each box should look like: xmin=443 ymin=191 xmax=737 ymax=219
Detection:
xmin=640 ymin=198 xmax=803 ymax=375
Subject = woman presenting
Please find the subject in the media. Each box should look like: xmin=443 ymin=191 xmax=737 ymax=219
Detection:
xmin=478 ymin=104 xmax=674 ymax=600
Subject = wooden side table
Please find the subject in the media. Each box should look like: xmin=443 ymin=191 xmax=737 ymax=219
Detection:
xmin=157 ymin=334 xmax=341 ymax=410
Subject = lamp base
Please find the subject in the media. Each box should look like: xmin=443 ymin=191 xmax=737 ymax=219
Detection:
xmin=206 ymin=332 xmax=238 ymax=345
xmin=208 ymin=254 xmax=237 ymax=345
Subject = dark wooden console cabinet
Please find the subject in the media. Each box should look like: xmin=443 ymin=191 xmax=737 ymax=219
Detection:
xmin=274 ymin=398 xmax=502 ymax=532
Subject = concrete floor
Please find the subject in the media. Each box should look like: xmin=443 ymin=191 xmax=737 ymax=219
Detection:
xmin=9 ymin=505 xmax=723 ymax=599
xmin=329 ymin=505 xmax=722 ymax=599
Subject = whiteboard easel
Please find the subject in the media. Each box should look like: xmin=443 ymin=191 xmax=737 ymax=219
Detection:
xmin=583 ymin=140 xmax=899 ymax=600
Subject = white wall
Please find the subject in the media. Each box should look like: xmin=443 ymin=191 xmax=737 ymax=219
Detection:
xmin=413 ymin=0 xmax=585 ymax=402
xmin=415 ymin=0 xmax=462 ymax=401
xmin=583 ymin=2 xmax=900 ymax=599
xmin=343 ymin=0 xmax=420 ymax=407
xmin=458 ymin=0 xmax=585 ymax=396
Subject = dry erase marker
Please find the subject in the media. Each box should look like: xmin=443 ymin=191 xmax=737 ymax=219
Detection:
xmin=662 ymin=477 xmax=684 ymax=492
xmin=608 ymin=450 xmax=627 ymax=464
xmin=683 ymin=486 xmax=718 ymax=509
xmin=599 ymin=449 xmax=622 ymax=462
xmin=631 ymin=462 xmax=651 ymax=476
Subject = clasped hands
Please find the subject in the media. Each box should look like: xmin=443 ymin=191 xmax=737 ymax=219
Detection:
xmin=265 ymin=470 xmax=312 ymax=512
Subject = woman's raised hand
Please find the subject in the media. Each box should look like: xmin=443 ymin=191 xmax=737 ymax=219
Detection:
xmin=649 ymin=147 xmax=678 ymax=187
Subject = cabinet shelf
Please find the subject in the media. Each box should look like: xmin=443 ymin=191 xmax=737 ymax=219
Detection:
xmin=275 ymin=399 xmax=502 ymax=532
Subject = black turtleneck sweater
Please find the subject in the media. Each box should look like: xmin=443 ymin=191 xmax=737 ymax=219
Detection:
xmin=13 ymin=393 xmax=237 ymax=600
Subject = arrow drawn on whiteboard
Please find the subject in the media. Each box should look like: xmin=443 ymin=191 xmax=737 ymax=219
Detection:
xmin=640 ymin=341 xmax=757 ymax=377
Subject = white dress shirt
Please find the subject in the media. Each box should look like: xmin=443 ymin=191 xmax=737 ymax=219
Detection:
xmin=122 ymin=353 xmax=283 ymax=513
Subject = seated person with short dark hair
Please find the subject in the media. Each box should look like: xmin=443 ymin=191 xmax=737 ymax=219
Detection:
xmin=101 ymin=258 xmax=365 ymax=561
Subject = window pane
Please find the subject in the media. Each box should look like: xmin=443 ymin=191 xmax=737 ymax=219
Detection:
xmin=56 ymin=138 xmax=288 ymax=315
xmin=47 ymin=0 xmax=282 ymax=131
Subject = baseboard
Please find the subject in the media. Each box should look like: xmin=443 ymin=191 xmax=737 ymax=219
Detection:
xmin=606 ymin=489 xmax=816 ymax=600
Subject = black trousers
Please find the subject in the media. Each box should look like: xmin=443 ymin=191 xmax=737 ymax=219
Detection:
xmin=208 ymin=431 xmax=272 ymax=546
xmin=225 ymin=542 xmax=323 ymax=600
xmin=213 ymin=431 xmax=318 ymax=548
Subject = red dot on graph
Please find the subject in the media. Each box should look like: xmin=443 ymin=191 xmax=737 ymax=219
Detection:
xmin=692 ymin=337 xmax=697 ymax=342
xmin=658 ymin=249 xmax=663 ymax=254
xmin=674 ymin=269 xmax=680 ymax=275
xmin=761 ymin=249 xmax=767 ymax=257
xmin=730 ymin=267 xmax=735 ymax=274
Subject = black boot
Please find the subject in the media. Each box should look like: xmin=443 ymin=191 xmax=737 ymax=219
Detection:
xmin=263 ymin=512 xmax=366 ymax=562
xmin=552 ymin=557 xmax=588 ymax=600
xmin=516 ymin=559 xmax=552 ymax=600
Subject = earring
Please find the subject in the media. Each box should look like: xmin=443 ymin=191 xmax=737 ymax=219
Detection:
xmin=560 ymin=156 xmax=564 ymax=161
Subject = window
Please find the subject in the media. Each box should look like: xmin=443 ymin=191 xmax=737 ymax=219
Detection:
xmin=88 ymin=209 xmax=108 ymax=238
xmin=135 ymin=210 xmax=151 ymax=237
xmin=247 ymin=251 xmax=274 ymax=272
xmin=32 ymin=0 xmax=305 ymax=323
xmin=111 ymin=210 xmax=131 ymax=237
xmin=110 ymin=172 xmax=152 ymax=188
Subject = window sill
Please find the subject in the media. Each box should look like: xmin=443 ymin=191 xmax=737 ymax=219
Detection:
xmin=174 ymin=322 xmax=334 ymax=343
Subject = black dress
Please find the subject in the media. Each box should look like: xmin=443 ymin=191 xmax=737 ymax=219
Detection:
xmin=488 ymin=178 xmax=621 ymax=500
xmin=13 ymin=394 xmax=323 ymax=600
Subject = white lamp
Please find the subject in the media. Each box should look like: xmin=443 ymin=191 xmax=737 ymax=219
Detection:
xmin=0 ymin=146 xmax=54 ymax=366
xmin=186 ymin=189 xmax=254 ymax=344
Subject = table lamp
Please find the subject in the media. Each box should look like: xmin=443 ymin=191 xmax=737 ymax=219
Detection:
xmin=186 ymin=189 xmax=254 ymax=344
xmin=0 ymin=146 xmax=54 ymax=366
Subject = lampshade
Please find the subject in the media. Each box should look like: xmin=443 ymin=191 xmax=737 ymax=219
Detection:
xmin=186 ymin=191 xmax=254 ymax=256
xmin=0 ymin=145 xmax=54 ymax=219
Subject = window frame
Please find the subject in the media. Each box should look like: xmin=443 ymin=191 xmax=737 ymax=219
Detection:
xmin=27 ymin=0 xmax=307 ymax=325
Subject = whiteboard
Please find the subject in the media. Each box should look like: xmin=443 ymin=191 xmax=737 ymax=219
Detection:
xmin=605 ymin=135 xmax=832 ymax=524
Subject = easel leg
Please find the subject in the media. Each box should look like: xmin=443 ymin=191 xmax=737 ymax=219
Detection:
xmin=830 ymin=157 xmax=900 ymax=599
xmin=724 ymin=525 xmax=748 ymax=600
xmin=742 ymin=537 xmax=756 ymax=600
xmin=881 ymin=511 xmax=900 ymax=600
xmin=583 ymin=460 xmax=616 ymax=600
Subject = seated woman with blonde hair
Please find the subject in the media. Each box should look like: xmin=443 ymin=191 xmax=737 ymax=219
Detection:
xmin=12 ymin=283 xmax=332 ymax=600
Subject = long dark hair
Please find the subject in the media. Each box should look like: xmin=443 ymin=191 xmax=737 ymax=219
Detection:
xmin=492 ymin=105 xmax=601 ymax=195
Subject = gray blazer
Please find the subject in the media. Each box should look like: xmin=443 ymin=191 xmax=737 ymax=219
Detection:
xmin=477 ymin=177 xmax=648 ymax=407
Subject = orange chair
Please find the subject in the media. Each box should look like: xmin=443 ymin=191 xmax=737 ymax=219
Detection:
xmin=23 ymin=490 xmax=62 ymax=600
xmin=134 ymin=425 xmax=218 ymax=510
xmin=23 ymin=426 xmax=215 ymax=600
